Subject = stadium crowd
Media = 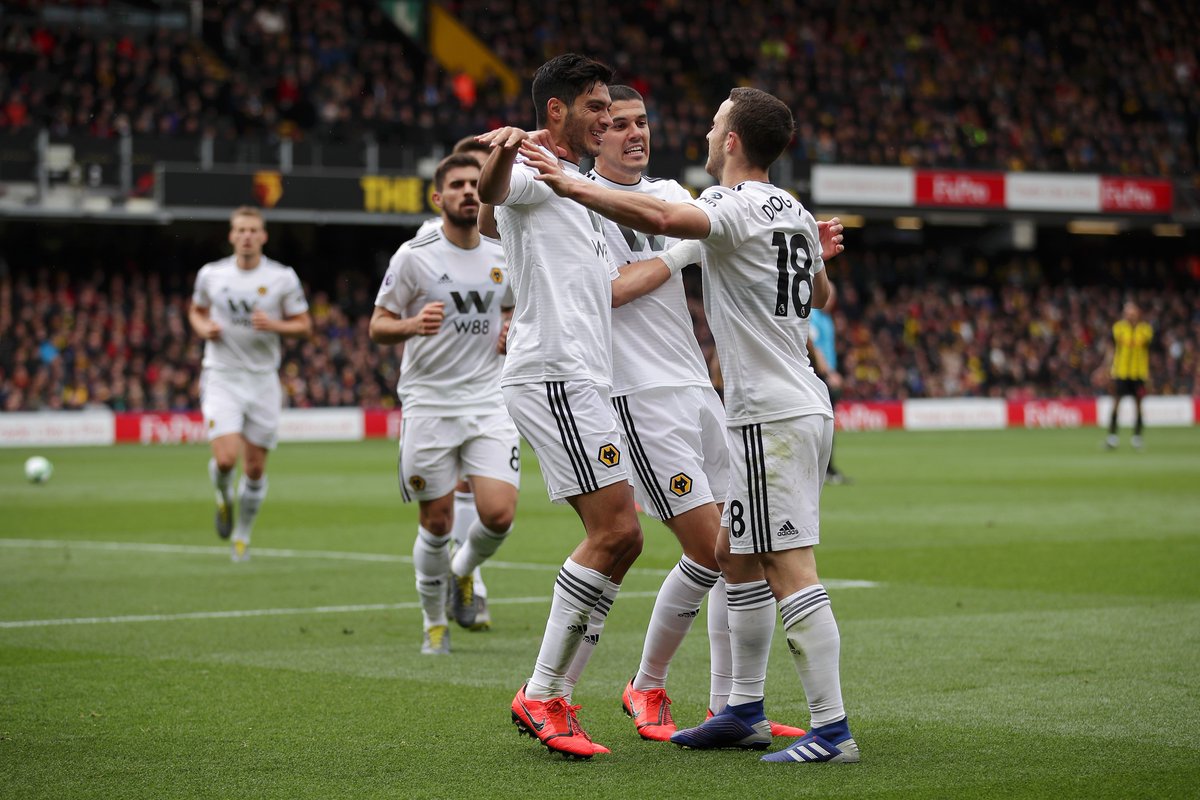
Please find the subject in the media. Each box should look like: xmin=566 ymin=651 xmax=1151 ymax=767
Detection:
xmin=1 ymin=255 xmax=1195 ymax=413
xmin=1 ymin=1 xmax=1196 ymax=412
xmin=1 ymin=0 xmax=1196 ymax=176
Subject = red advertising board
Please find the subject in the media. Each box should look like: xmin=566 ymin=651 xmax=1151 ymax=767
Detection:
xmin=114 ymin=412 xmax=206 ymax=444
xmin=1007 ymin=399 xmax=1098 ymax=428
xmin=915 ymin=171 xmax=1006 ymax=208
xmin=836 ymin=401 xmax=904 ymax=431
xmin=1098 ymin=178 xmax=1173 ymax=214
xmin=363 ymin=409 xmax=403 ymax=440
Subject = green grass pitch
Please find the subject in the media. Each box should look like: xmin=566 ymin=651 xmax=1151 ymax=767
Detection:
xmin=2 ymin=427 xmax=1199 ymax=799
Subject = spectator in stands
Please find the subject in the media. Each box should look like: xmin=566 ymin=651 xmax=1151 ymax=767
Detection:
xmin=3 ymin=1 xmax=1196 ymax=178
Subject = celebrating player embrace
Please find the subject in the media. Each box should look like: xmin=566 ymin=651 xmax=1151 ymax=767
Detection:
xmin=520 ymin=86 xmax=858 ymax=764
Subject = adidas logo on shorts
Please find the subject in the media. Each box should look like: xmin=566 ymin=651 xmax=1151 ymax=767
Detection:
xmin=777 ymin=520 xmax=799 ymax=538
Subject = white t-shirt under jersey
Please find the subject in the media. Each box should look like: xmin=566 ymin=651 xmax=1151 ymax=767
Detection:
xmin=494 ymin=151 xmax=618 ymax=388
xmin=374 ymin=228 xmax=511 ymax=417
xmin=688 ymin=181 xmax=832 ymax=426
xmin=192 ymin=255 xmax=308 ymax=373
xmin=586 ymin=170 xmax=712 ymax=396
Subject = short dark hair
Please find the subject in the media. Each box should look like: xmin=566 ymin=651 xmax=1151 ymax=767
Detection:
xmin=531 ymin=53 xmax=614 ymax=127
xmin=452 ymin=135 xmax=491 ymax=158
xmin=433 ymin=153 xmax=481 ymax=191
xmin=607 ymin=85 xmax=643 ymax=104
xmin=726 ymin=87 xmax=794 ymax=169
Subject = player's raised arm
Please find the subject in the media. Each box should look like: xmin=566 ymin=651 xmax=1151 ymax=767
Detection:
xmin=519 ymin=142 xmax=711 ymax=240
xmin=476 ymin=127 xmax=532 ymax=205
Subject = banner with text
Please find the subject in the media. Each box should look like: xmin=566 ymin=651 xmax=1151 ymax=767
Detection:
xmin=158 ymin=168 xmax=439 ymax=215
xmin=1 ymin=398 xmax=1194 ymax=447
xmin=813 ymin=166 xmax=1173 ymax=214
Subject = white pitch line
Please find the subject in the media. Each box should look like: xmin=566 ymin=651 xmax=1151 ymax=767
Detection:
xmin=0 ymin=539 xmax=881 ymax=588
xmin=0 ymin=592 xmax=663 ymax=629
xmin=0 ymin=534 xmax=879 ymax=629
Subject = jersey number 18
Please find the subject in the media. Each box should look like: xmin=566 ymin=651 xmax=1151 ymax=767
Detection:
xmin=772 ymin=232 xmax=813 ymax=319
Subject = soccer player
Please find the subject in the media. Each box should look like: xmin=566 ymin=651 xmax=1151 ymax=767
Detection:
xmin=585 ymin=85 xmax=804 ymax=743
xmin=369 ymin=154 xmax=520 ymax=655
xmin=188 ymin=206 xmax=312 ymax=562
xmin=410 ymin=135 xmax=506 ymax=632
xmin=476 ymin=53 xmax=642 ymax=758
xmin=519 ymin=87 xmax=859 ymax=763
xmin=1104 ymin=300 xmax=1153 ymax=450
xmin=808 ymin=284 xmax=850 ymax=483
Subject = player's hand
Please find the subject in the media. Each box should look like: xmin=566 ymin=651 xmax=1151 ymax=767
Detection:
xmin=827 ymin=371 xmax=844 ymax=390
xmin=525 ymin=129 xmax=569 ymax=158
xmin=198 ymin=320 xmax=222 ymax=340
xmin=519 ymin=142 xmax=571 ymax=197
xmin=818 ymin=217 xmax=845 ymax=261
xmin=477 ymin=126 xmax=532 ymax=151
xmin=414 ymin=302 xmax=445 ymax=336
xmin=496 ymin=318 xmax=510 ymax=354
xmin=251 ymin=310 xmax=276 ymax=331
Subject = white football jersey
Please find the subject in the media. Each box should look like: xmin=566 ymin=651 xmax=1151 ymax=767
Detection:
xmin=585 ymin=170 xmax=712 ymax=396
xmin=688 ymin=181 xmax=832 ymax=425
xmin=375 ymin=228 xmax=511 ymax=416
xmin=414 ymin=217 xmax=441 ymax=238
xmin=192 ymin=255 xmax=308 ymax=373
xmin=495 ymin=151 xmax=618 ymax=388
xmin=414 ymin=217 xmax=502 ymax=247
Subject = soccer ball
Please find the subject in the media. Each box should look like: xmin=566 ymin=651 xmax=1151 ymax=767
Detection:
xmin=24 ymin=455 xmax=53 ymax=484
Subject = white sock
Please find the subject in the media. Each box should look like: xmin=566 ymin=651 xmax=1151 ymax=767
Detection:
xmin=563 ymin=578 xmax=621 ymax=700
xmin=209 ymin=458 xmax=233 ymax=502
xmin=707 ymin=577 xmax=733 ymax=713
xmin=526 ymin=559 xmax=608 ymax=701
xmin=633 ymin=556 xmax=719 ymax=691
xmin=780 ymin=584 xmax=846 ymax=728
xmin=413 ymin=526 xmax=451 ymax=628
xmin=726 ymin=579 xmax=776 ymax=707
xmin=450 ymin=520 xmax=511 ymax=578
xmin=450 ymin=491 xmax=477 ymax=548
xmin=449 ymin=491 xmax=487 ymax=592
xmin=234 ymin=475 xmax=267 ymax=539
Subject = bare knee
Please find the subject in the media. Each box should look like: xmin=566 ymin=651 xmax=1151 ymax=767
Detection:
xmin=598 ymin=518 xmax=643 ymax=563
xmin=479 ymin=506 xmax=514 ymax=532
xmin=420 ymin=510 xmax=452 ymax=536
xmin=418 ymin=494 xmax=455 ymax=536
xmin=241 ymin=443 xmax=268 ymax=480
xmin=211 ymin=437 xmax=240 ymax=473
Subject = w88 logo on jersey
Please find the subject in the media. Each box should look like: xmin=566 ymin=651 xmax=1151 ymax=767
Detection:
xmin=452 ymin=318 xmax=491 ymax=335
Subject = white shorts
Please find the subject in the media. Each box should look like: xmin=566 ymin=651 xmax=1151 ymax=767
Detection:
xmin=503 ymin=380 xmax=629 ymax=503
xmin=398 ymin=413 xmax=521 ymax=502
xmin=722 ymin=414 xmax=832 ymax=555
xmin=200 ymin=369 xmax=282 ymax=449
xmin=612 ymin=385 xmax=729 ymax=521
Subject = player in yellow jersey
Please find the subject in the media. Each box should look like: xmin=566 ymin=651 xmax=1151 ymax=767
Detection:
xmin=1105 ymin=301 xmax=1153 ymax=450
